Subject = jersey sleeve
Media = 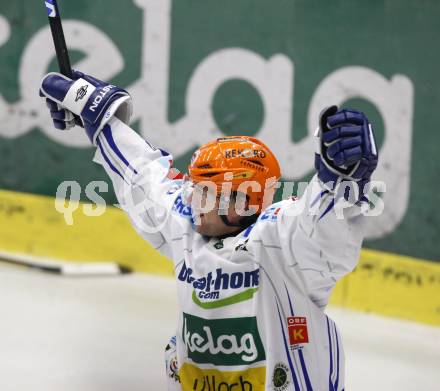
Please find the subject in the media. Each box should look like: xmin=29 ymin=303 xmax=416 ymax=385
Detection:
xmin=277 ymin=175 xmax=366 ymax=308
xmin=92 ymin=117 xmax=185 ymax=258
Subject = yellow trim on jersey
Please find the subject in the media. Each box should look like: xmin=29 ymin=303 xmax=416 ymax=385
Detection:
xmin=179 ymin=363 xmax=266 ymax=391
xmin=0 ymin=189 xmax=438 ymax=326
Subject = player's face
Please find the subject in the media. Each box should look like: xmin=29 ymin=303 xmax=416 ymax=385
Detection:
xmin=191 ymin=188 xmax=245 ymax=237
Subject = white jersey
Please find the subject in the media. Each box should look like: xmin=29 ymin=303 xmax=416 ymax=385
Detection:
xmin=93 ymin=118 xmax=366 ymax=391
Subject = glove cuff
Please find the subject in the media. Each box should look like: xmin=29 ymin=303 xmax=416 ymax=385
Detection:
xmin=87 ymin=95 xmax=132 ymax=144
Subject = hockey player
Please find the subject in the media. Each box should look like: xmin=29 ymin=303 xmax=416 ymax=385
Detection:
xmin=40 ymin=71 xmax=378 ymax=391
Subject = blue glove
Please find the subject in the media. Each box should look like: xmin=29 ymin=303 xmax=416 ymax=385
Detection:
xmin=39 ymin=71 xmax=132 ymax=144
xmin=314 ymin=105 xmax=378 ymax=196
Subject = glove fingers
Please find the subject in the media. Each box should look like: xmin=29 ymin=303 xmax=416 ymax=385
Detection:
xmin=51 ymin=108 xmax=74 ymax=121
xmin=65 ymin=119 xmax=75 ymax=129
xmin=53 ymin=118 xmax=75 ymax=130
xmin=327 ymin=136 xmax=362 ymax=159
xmin=323 ymin=125 xmax=362 ymax=144
xmin=45 ymin=96 xmax=75 ymax=123
xmin=50 ymin=109 xmax=64 ymax=120
xmin=352 ymin=163 xmax=369 ymax=180
xmin=46 ymin=98 xmax=59 ymax=111
xmin=52 ymin=119 xmax=67 ymax=130
xmin=316 ymin=106 xmax=378 ymax=199
xmin=333 ymin=146 xmax=363 ymax=166
xmin=327 ymin=110 xmax=365 ymax=127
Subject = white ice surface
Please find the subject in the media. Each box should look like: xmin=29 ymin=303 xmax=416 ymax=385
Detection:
xmin=0 ymin=265 xmax=439 ymax=391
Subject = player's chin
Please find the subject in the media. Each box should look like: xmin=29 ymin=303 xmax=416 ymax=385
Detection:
xmin=194 ymin=217 xmax=216 ymax=237
xmin=195 ymin=224 xmax=212 ymax=237
xmin=194 ymin=215 xmax=207 ymax=234
xmin=195 ymin=225 xmax=206 ymax=235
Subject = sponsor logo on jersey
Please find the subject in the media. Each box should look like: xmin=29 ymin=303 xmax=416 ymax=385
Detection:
xmin=182 ymin=313 xmax=265 ymax=366
xmin=89 ymin=85 xmax=115 ymax=112
xmin=75 ymin=85 xmax=89 ymax=102
xmin=172 ymin=194 xmax=193 ymax=219
xmin=179 ymin=363 xmax=266 ymax=391
xmin=177 ymin=261 xmax=259 ymax=309
xmin=213 ymin=239 xmax=224 ymax=249
xmin=224 ymin=148 xmax=266 ymax=159
xmin=272 ymin=362 xmax=290 ymax=391
xmin=287 ymin=316 xmax=309 ymax=347
xmin=234 ymin=239 xmax=249 ymax=252
xmin=258 ymin=206 xmax=281 ymax=222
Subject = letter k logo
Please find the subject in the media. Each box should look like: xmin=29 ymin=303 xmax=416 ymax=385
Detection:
xmin=287 ymin=317 xmax=309 ymax=345
xmin=292 ymin=329 xmax=303 ymax=340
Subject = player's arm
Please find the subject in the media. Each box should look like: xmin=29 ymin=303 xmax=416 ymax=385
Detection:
xmin=279 ymin=106 xmax=378 ymax=308
xmin=39 ymin=71 xmax=182 ymax=250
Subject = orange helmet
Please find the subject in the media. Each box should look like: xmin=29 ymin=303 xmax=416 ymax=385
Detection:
xmin=188 ymin=136 xmax=281 ymax=214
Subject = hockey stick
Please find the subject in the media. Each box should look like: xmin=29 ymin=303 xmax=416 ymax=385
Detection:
xmin=45 ymin=0 xmax=72 ymax=77
xmin=44 ymin=0 xmax=83 ymax=127
xmin=39 ymin=2 xmax=131 ymax=277
xmin=0 ymin=251 xmax=132 ymax=277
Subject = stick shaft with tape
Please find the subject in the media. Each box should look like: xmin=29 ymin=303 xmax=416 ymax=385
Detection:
xmin=45 ymin=0 xmax=73 ymax=77
xmin=45 ymin=0 xmax=83 ymax=126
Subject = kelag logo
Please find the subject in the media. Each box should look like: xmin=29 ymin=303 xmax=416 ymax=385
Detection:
xmin=177 ymin=262 xmax=259 ymax=309
xmin=182 ymin=313 xmax=265 ymax=366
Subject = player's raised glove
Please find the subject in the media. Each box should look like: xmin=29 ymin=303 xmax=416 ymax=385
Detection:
xmin=39 ymin=71 xmax=132 ymax=144
xmin=314 ymin=105 xmax=378 ymax=197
